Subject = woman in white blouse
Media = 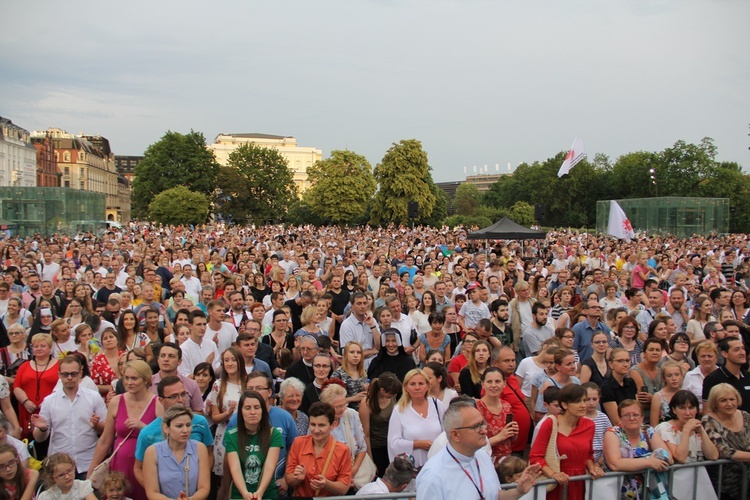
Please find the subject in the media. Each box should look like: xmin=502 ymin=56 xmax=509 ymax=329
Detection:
xmin=387 ymin=368 xmax=445 ymax=468
xmin=320 ymin=382 xmax=369 ymax=482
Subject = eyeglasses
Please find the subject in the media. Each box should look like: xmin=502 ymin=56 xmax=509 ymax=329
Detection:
xmin=673 ymin=339 xmax=688 ymax=345
xmin=8 ymin=331 xmax=25 ymax=336
xmin=620 ymin=414 xmax=642 ymax=420
xmin=163 ymin=391 xmax=189 ymax=401
xmin=248 ymin=386 xmax=269 ymax=393
xmin=454 ymin=420 xmax=488 ymax=432
xmin=59 ymin=371 xmax=80 ymax=379
xmin=0 ymin=459 xmax=18 ymax=472
xmin=562 ymin=335 xmax=574 ymax=340
xmin=52 ymin=467 xmax=75 ymax=479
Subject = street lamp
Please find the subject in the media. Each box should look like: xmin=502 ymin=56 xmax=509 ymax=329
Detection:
xmin=649 ymin=168 xmax=658 ymax=196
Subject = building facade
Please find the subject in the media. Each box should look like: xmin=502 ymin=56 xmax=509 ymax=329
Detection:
xmin=209 ymin=133 xmax=322 ymax=193
xmin=464 ymin=173 xmax=509 ymax=193
xmin=33 ymin=128 xmax=129 ymax=223
xmin=31 ymin=135 xmax=61 ymax=187
xmin=0 ymin=117 xmax=37 ymax=187
xmin=114 ymin=155 xmax=142 ymax=184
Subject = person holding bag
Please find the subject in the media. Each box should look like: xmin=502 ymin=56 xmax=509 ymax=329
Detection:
xmin=88 ymin=360 xmax=161 ymax=500
xmin=320 ymin=382 xmax=375 ymax=490
xmin=530 ymin=384 xmax=603 ymax=500
xmin=285 ymin=402 xmax=351 ymax=497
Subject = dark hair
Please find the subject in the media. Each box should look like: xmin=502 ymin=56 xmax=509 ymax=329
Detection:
xmin=668 ymin=390 xmax=700 ymax=420
xmin=0 ymin=443 xmax=25 ymax=494
xmin=558 ymin=384 xmax=586 ymax=410
xmin=157 ymin=375 xmax=182 ymax=398
xmin=189 ymin=309 xmax=207 ymax=323
xmin=643 ymin=337 xmax=665 ymax=353
xmin=115 ymin=309 xmax=139 ymax=350
xmin=543 ymin=385 xmax=562 ymax=405
xmin=159 ymin=341 xmax=182 ymax=360
xmin=193 ymin=362 xmax=215 ymax=384
xmin=367 ymin=372 xmax=402 ymax=413
xmin=427 ymin=311 xmax=445 ymax=325
xmin=490 ymin=299 xmax=509 ymax=313
xmin=668 ymin=332 xmax=690 ymax=352
xmin=236 ymin=391 xmax=271 ymax=467
xmin=425 ymin=362 xmax=449 ymax=390
xmin=719 ymin=336 xmax=743 ymax=354
xmin=581 ymin=381 xmax=601 ymax=395
xmin=481 ymin=366 xmax=504 ymax=383
xmin=532 ymin=302 xmax=548 ymax=315
xmin=308 ymin=401 xmax=335 ymax=424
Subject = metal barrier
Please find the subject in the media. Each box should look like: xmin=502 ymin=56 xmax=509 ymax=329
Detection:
xmin=316 ymin=458 xmax=748 ymax=500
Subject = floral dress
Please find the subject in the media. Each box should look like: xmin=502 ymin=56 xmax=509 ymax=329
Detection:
xmin=604 ymin=425 xmax=655 ymax=500
xmin=701 ymin=411 xmax=750 ymax=500
xmin=331 ymin=369 xmax=367 ymax=411
xmin=91 ymin=350 xmax=125 ymax=387
xmin=207 ymin=380 xmax=242 ymax=476
xmin=476 ymin=399 xmax=513 ymax=461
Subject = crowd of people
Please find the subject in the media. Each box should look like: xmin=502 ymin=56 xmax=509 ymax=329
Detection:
xmin=0 ymin=222 xmax=749 ymax=499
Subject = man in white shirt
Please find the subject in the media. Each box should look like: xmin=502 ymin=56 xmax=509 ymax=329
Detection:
xmin=522 ymin=303 xmax=555 ymax=356
xmin=387 ymin=296 xmax=416 ymax=352
xmin=178 ymin=310 xmax=220 ymax=377
xmin=36 ymin=250 xmax=60 ymax=283
xmin=226 ymin=291 xmax=251 ymax=333
xmin=416 ymin=399 xmax=541 ymax=500
xmin=340 ymin=292 xmax=381 ymax=366
xmin=181 ymin=264 xmax=202 ymax=298
xmin=356 ymin=455 xmax=415 ymax=496
xmin=206 ymin=300 xmax=238 ymax=354
xmin=31 ymin=355 xmax=107 ymax=478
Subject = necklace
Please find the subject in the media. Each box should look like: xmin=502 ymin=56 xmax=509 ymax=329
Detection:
xmin=34 ymin=357 xmax=51 ymax=399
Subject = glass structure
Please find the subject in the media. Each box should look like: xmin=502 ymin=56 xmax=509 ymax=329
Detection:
xmin=596 ymin=197 xmax=730 ymax=238
xmin=0 ymin=187 xmax=106 ymax=237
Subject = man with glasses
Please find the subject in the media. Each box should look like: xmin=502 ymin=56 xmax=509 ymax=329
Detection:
xmin=227 ymin=373 xmax=298 ymax=497
xmin=572 ymin=299 xmax=611 ymax=364
xmin=133 ymin=376 xmax=214 ymax=487
xmin=286 ymin=335 xmax=319 ymax=386
xmin=31 ymin=355 xmax=107 ymax=480
xmin=416 ymin=398 xmax=540 ymax=499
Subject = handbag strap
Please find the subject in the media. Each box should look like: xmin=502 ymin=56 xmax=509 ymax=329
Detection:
xmin=432 ymin=397 xmax=441 ymax=427
xmin=111 ymin=395 xmax=153 ymax=459
xmin=341 ymin=414 xmax=356 ymax=461
xmin=313 ymin=438 xmax=337 ymax=496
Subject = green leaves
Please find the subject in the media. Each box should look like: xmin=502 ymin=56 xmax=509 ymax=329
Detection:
xmin=131 ymin=130 xmax=219 ymax=218
xmin=213 ymin=144 xmax=297 ymax=225
xmin=148 ymin=186 xmax=209 ymax=226
xmin=304 ymin=150 xmax=376 ymax=224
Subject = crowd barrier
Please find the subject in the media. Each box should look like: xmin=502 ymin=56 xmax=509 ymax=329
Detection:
xmin=318 ymin=458 xmax=747 ymax=500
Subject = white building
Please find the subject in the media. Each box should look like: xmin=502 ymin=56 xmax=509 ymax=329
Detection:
xmin=209 ymin=133 xmax=322 ymax=193
xmin=0 ymin=117 xmax=37 ymax=187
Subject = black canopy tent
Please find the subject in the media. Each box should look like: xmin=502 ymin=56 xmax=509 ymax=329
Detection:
xmin=466 ymin=217 xmax=547 ymax=240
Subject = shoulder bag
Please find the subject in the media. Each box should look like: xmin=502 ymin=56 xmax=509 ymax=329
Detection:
xmin=342 ymin=412 xmax=377 ymax=489
xmin=312 ymin=438 xmax=338 ymax=496
xmin=90 ymin=397 xmax=152 ymax=490
xmin=543 ymin=415 xmax=568 ymax=492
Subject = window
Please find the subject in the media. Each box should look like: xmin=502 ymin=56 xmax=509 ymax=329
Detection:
xmin=54 ymin=151 xmax=59 ymax=162
xmin=64 ymin=167 xmax=70 ymax=175
xmin=63 ymin=152 xmax=71 ymax=162
xmin=64 ymin=181 xmax=70 ymax=188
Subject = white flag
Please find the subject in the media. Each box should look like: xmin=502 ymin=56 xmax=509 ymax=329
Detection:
xmin=608 ymin=200 xmax=635 ymax=242
xmin=557 ymin=137 xmax=587 ymax=177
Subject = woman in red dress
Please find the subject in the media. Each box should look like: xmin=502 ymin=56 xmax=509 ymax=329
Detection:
xmin=475 ymin=367 xmax=518 ymax=462
xmin=11 ymin=334 xmax=58 ymax=439
xmin=530 ymin=384 xmax=605 ymax=500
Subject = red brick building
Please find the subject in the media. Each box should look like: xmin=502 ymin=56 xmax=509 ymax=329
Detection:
xmin=32 ymin=135 xmax=61 ymax=187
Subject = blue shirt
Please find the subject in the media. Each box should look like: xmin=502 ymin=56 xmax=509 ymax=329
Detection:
xmin=246 ymin=358 xmax=273 ymax=380
xmin=572 ymin=320 xmax=611 ymax=363
xmin=227 ymin=406 xmax=298 ymax=479
xmin=135 ymin=414 xmax=214 ymax=462
xmin=397 ymin=265 xmax=418 ymax=284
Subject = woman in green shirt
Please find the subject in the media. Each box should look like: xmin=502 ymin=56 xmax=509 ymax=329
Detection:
xmin=225 ymin=391 xmax=283 ymax=500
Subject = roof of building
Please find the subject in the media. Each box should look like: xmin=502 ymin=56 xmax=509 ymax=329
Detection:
xmin=216 ymin=133 xmax=291 ymax=140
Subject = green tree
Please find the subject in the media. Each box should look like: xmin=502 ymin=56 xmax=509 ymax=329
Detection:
xmin=370 ymin=139 xmax=437 ymax=225
xmin=454 ymin=183 xmax=482 ymax=216
xmin=131 ymin=130 xmax=219 ymax=217
xmin=213 ymin=144 xmax=297 ymax=225
xmin=508 ymin=201 xmax=536 ymax=226
xmin=304 ymin=150 xmax=376 ymax=224
xmin=148 ymin=186 xmax=209 ymax=226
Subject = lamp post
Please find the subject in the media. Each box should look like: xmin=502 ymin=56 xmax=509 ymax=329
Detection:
xmin=649 ymin=168 xmax=658 ymax=196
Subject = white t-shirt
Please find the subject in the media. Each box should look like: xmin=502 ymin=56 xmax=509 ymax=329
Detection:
xmin=516 ymin=357 xmax=545 ymax=397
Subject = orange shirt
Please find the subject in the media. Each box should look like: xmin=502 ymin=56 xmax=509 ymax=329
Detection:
xmin=286 ymin=435 xmax=352 ymax=497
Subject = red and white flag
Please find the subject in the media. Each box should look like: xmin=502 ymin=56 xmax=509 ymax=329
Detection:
xmin=608 ymin=200 xmax=635 ymax=242
xmin=557 ymin=137 xmax=586 ymax=177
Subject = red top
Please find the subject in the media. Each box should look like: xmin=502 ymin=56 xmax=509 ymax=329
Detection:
xmin=500 ymin=374 xmax=533 ymax=453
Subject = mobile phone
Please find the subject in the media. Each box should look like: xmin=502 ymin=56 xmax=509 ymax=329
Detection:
xmin=640 ymin=386 xmax=648 ymax=393
xmin=505 ymin=414 xmax=514 ymax=425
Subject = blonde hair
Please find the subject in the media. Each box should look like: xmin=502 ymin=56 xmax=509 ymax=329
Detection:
xmin=398 ymin=368 xmax=430 ymax=410
xmin=706 ymin=383 xmax=742 ymax=414
xmin=300 ymin=305 xmax=317 ymax=327
xmin=30 ymin=333 xmax=53 ymax=347
xmin=320 ymin=383 xmax=347 ymax=403
xmin=122 ymin=360 xmax=152 ymax=387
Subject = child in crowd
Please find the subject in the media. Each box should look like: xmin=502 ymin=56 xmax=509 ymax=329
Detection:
xmin=100 ymin=471 xmax=132 ymax=500
xmin=531 ymin=386 xmax=562 ymax=444
xmin=582 ymin=382 xmax=612 ymax=462
xmin=39 ymin=453 xmax=96 ymax=500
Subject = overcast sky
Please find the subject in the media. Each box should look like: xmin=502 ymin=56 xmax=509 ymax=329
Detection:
xmin=2 ymin=0 xmax=748 ymax=182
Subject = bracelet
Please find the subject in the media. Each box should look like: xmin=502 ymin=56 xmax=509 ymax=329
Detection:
xmin=21 ymin=399 xmax=29 ymax=406
xmin=38 ymin=427 xmax=48 ymax=433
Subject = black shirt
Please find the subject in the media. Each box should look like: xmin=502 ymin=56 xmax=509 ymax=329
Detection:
xmin=702 ymin=365 xmax=750 ymax=413
xmin=284 ymin=299 xmax=305 ymax=333
xmin=600 ymin=375 xmax=637 ymax=407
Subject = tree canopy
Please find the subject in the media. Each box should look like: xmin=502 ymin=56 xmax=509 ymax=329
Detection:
xmin=303 ymin=150 xmax=376 ymax=225
xmin=370 ymin=139 xmax=438 ymax=225
xmin=131 ymin=130 xmax=219 ymax=217
xmin=213 ymin=144 xmax=297 ymax=225
xmin=148 ymin=185 xmax=209 ymax=226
